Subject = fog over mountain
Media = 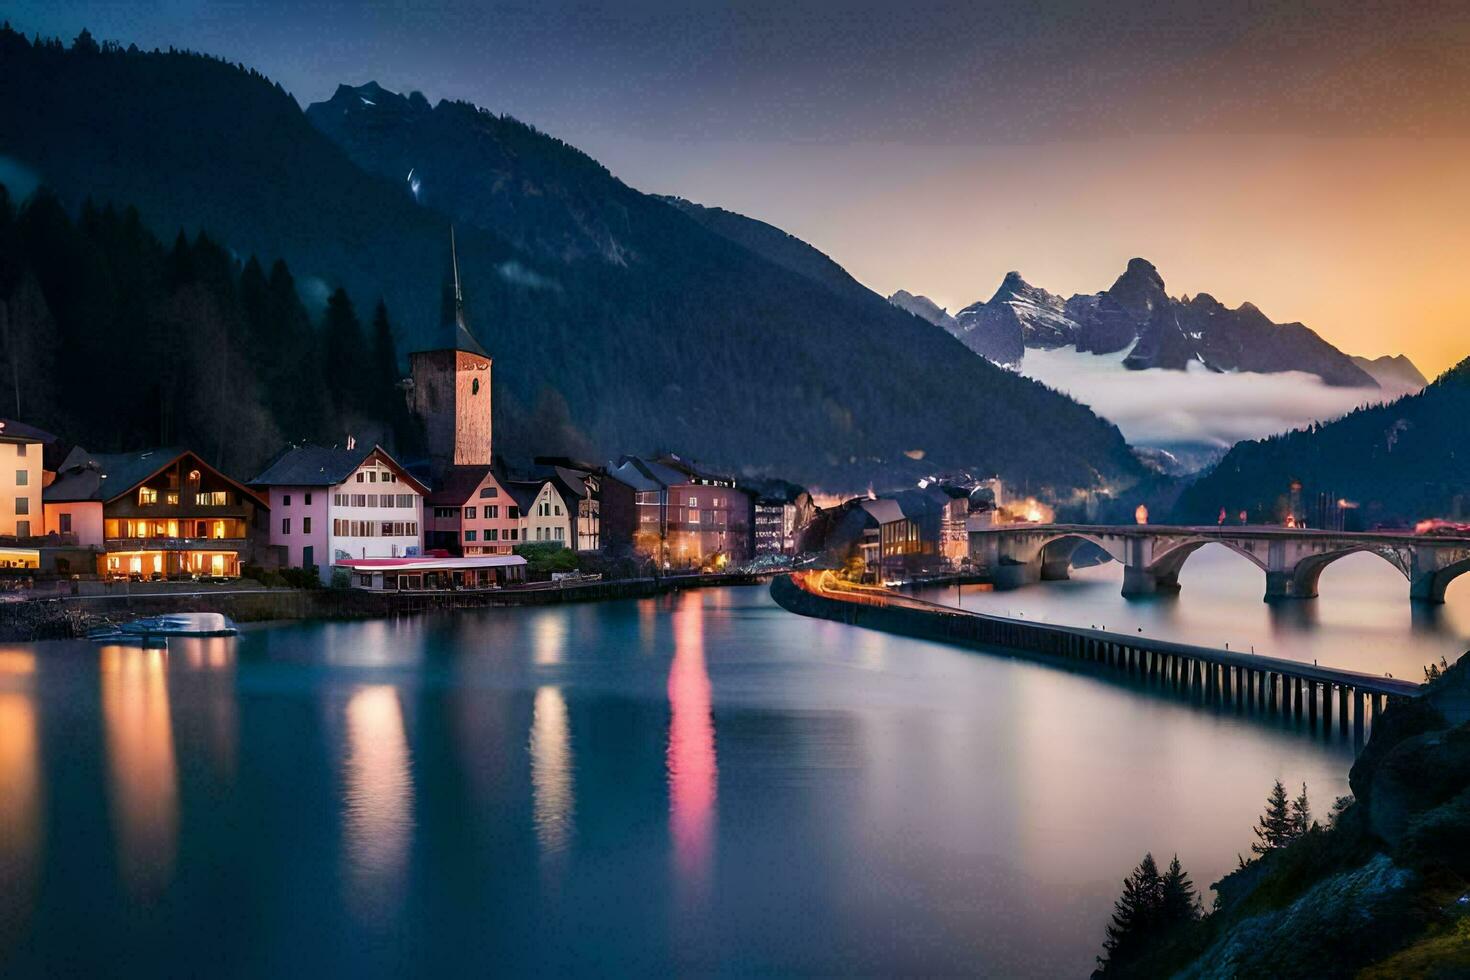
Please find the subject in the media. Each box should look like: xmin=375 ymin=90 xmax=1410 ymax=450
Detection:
xmin=1018 ymin=345 xmax=1423 ymax=453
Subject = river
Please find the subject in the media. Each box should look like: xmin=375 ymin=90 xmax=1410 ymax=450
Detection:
xmin=0 ymin=585 xmax=1361 ymax=976
xmin=917 ymin=545 xmax=1470 ymax=680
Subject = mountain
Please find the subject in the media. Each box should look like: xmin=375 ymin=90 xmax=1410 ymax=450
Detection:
xmin=1352 ymin=354 xmax=1429 ymax=393
xmin=887 ymin=290 xmax=957 ymax=329
xmin=0 ymin=30 xmax=1145 ymax=492
xmin=1174 ymin=357 xmax=1470 ymax=526
xmin=905 ymin=258 xmax=1377 ymax=387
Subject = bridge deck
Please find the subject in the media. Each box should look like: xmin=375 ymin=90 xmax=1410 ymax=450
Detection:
xmin=970 ymin=522 xmax=1470 ymax=548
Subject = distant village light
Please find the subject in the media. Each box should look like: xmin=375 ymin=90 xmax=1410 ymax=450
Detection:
xmin=1135 ymin=504 xmax=1149 ymax=525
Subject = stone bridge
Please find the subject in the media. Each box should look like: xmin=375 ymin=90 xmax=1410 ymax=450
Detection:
xmin=969 ymin=524 xmax=1470 ymax=603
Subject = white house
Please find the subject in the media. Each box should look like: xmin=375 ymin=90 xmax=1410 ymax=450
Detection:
xmin=250 ymin=443 xmax=428 ymax=582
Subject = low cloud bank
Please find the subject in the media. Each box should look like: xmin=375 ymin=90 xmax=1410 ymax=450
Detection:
xmin=1018 ymin=346 xmax=1419 ymax=449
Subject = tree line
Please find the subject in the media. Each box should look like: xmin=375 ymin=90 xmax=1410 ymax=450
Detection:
xmin=1094 ymin=778 xmax=1325 ymax=977
xmin=0 ymin=186 xmax=417 ymax=477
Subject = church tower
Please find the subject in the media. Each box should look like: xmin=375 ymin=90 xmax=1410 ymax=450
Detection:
xmin=410 ymin=229 xmax=492 ymax=476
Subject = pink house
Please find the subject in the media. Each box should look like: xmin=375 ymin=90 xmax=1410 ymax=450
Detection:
xmin=250 ymin=444 xmax=428 ymax=582
xmin=425 ymin=464 xmax=522 ymax=556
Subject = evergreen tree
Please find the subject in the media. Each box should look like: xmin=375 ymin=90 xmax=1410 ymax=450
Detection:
xmin=1159 ymin=855 xmax=1200 ymax=926
xmin=320 ymin=286 xmax=370 ymax=416
xmin=1290 ymin=783 xmax=1312 ymax=837
xmin=1252 ymin=779 xmax=1296 ymax=854
xmin=1098 ymin=853 xmax=1162 ymax=974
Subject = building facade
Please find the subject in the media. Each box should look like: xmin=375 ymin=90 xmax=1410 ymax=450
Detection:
xmin=250 ymin=444 xmax=427 ymax=582
xmin=609 ymin=455 xmax=751 ymax=568
xmin=508 ymin=479 xmax=572 ymax=547
xmin=0 ymin=420 xmax=53 ymax=539
xmin=43 ymin=447 xmax=268 ymax=578
xmin=425 ymin=465 xmax=521 ymax=556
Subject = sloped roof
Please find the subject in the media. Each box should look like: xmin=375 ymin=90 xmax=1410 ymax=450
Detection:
xmin=859 ymin=498 xmax=906 ymax=525
xmin=426 ymin=464 xmax=496 ymax=506
xmin=502 ymin=478 xmax=547 ymax=511
xmin=44 ymin=447 xmax=263 ymax=505
xmin=0 ymin=419 xmax=57 ymax=445
xmin=250 ymin=444 xmax=429 ymax=494
xmin=607 ymin=458 xmax=661 ymax=492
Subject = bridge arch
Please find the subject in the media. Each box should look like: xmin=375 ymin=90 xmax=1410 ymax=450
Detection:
xmin=1288 ymin=546 xmax=1411 ymax=600
xmin=1033 ymin=532 xmax=1127 ymax=581
xmin=1147 ymin=538 xmax=1269 ymax=579
xmin=1415 ymin=554 xmax=1470 ymax=605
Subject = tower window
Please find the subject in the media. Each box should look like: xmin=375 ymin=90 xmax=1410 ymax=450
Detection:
xmin=472 ymin=378 xmax=480 ymax=395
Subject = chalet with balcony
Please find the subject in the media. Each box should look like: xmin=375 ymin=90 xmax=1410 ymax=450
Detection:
xmin=42 ymin=447 xmax=268 ymax=579
xmin=250 ymin=443 xmax=428 ymax=583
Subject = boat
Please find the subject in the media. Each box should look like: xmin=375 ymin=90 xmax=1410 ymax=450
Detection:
xmin=88 ymin=612 xmax=239 ymax=643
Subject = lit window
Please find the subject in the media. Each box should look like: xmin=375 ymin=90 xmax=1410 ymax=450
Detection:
xmin=195 ymin=491 xmax=230 ymax=506
xmin=139 ymin=487 xmax=158 ymax=505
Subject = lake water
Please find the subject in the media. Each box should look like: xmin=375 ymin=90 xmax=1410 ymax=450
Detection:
xmin=918 ymin=545 xmax=1470 ymax=681
xmin=0 ymin=585 xmax=1361 ymax=976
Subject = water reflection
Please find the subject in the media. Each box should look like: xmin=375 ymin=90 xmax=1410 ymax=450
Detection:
xmin=342 ymin=685 xmax=413 ymax=922
xmin=667 ymin=592 xmax=717 ymax=892
xmin=176 ymin=637 xmax=238 ymax=783
xmin=529 ymin=686 xmax=575 ymax=856
xmin=0 ymin=650 xmax=41 ymax=924
xmin=533 ymin=614 xmax=568 ymax=666
xmin=99 ymin=646 xmax=178 ymax=900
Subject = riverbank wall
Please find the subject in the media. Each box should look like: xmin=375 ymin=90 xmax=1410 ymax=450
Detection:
xmin=0 ymin=573 xmax=769 ymax=640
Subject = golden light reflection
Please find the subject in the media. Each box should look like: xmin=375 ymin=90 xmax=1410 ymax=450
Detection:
xmin=529 ymin=686 xmax=575 ymax=856
xmin=0 ymin=673 xmax=42 ymax=909
xmin=0 ymin=648 xmax=36 ymax=675
xmin=100 ymin=645 xmax=178 ymax=900
xmin=533 ymin=614 xmax=568 ymax=666
xmin=342 ymin=685 xmax=414 ymax=922
xmin=179 ymin=637 xmax=238 ymax=782
xmin=667 ymin=592 xmax=717 ymax=893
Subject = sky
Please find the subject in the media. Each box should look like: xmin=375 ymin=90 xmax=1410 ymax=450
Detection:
xmin=12 ymin=0 xmax=1470 ymax=376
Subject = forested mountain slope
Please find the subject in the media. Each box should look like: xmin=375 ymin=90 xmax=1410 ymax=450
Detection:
xmin=0 ymin=29 xmax=1144 ymax=491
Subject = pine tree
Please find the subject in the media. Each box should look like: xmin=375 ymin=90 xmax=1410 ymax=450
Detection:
xmin=1159 ymin=855 xmax=1200 ymax=926
xmin=1290 ymin=783 xmax=1312 ymax=837
xmin=1252 ymin=779 xmax=1295 ymax=854
xmin=321 ymin=286 xmax=369 ymax=417
xmin=1098 ymin=853 xmax=1162 ymax=974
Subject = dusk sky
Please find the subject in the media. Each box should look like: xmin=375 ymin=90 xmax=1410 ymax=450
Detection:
xmin=16 ymin=0 xmax=1470 ymax=374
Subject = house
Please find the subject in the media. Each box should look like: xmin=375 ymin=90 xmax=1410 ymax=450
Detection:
xmin=0 ymin=419 xmax=57 ymax=541
xmin=250 ymin=443 xmax=428 ymax=582
xmin=608 ymin=454 xmax=752 ymax=568
xmin=43 ymin=447 xmax=268 ymax=578
xmin=407 ymin=229 xmax=493 ymax=479
xmin=800 ymin=495 xmax=928 ymax=581
xmin=425 ymin=464 xmax=521 ymax=556
xmin=505 ymin=477 xmax=572 ymax=548
xmin=534 ymin=457 xmax=632 ymax=553
xmin=744 ymin=479 xmax=816 ymax=556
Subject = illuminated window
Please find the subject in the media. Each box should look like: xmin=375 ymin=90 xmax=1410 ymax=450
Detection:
xmin=195 ymin=491 xmax=230 ymax=507
xmin=165 ymin=491 xmax=179 ymax=505
xmin=139 ymin=487 xmax=158 ymax=505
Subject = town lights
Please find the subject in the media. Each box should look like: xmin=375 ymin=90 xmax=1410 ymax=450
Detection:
xmin=1135 ymin=505 xmax=1149 ymax=525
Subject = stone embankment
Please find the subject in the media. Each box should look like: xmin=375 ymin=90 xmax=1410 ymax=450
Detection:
xmin=0 ymin=573 xmax=768 ymax=641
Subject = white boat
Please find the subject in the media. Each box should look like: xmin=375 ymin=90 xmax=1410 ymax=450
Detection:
xmin=88 ymin=612 xmax=239 ymax=643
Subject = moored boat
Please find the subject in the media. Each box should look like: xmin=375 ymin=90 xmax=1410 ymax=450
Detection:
xmin=88 ymin=612 xmax=239 ymax=643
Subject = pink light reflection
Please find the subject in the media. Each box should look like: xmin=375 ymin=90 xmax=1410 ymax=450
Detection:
xmin=667 ymin=591 xmax=717 ymax=891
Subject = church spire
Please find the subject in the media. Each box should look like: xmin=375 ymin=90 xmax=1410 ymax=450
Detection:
xmin=437 ymin=225 xmax=487 ymax=358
